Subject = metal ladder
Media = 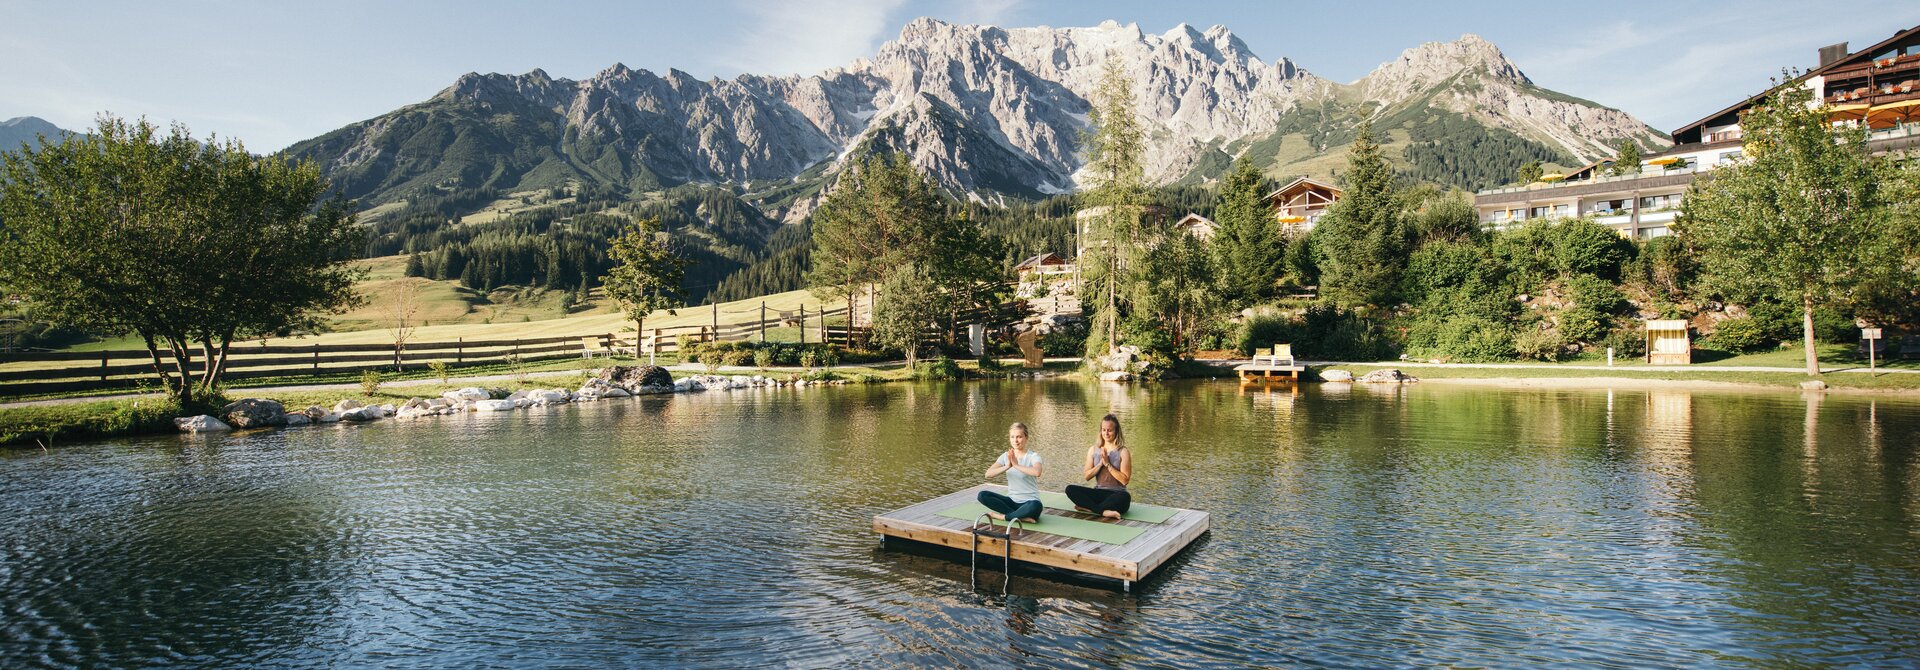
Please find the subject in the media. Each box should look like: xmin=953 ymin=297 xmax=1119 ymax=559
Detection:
xmin=970 ymin=513 xmax=1024 ymax=594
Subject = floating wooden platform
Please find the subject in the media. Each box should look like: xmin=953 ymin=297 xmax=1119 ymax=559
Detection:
xmin=1235 ymin=362 xmax=1305 ymax=384
xmin=873 ymin=484 xmax=1209 ymax=590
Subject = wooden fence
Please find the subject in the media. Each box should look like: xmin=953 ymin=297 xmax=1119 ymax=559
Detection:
xmin=0 ymin=299 xmax=1031 ymax=396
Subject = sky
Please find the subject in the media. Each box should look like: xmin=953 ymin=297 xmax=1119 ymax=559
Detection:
xmin=6 ymin=0 xmax=1920 ymax=152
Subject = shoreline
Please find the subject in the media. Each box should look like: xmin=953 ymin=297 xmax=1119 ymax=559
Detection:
xmin=1392 ymin=374 xmax=1919 ymax=396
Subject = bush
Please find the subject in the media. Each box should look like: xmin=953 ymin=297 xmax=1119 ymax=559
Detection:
xmin=1602 ymin=327 xmax=1646 ymax=358
xmin=1563 ymin=275 xmax=1626 ymax=314
xmin=697 ymin=349 xmax=725 ymax=373
xmin=428 ymin=361 xmax=450 ymax=384
xmin=1120 ymin=316 xmax=1177 ymax=363
xmin=1038 ymin=319 xmax=1090 ymax=357
xmin=1559 ymin=308 xmax=1609 ymax=344
xmin=359 ymin=370 xmax=383 ymax=395
xmin=752 ymin=348 xmax=775 ymax=368
xmin=1550 ymin=219 xmax=1634 ymax=280
xmin=1238 ymin=312 xmax=1291 ymax=356
xmin=1404 ymin=240 xmax=1501 ymax=303
xmin=1406 ymin=314 xmax=1513 ymax=362
xmin=1513 ymin=327 xmax=1566 ymax=361
xmin=912 ymin=357 xmax=964 ymax=380
xmin=1706 ymin=317 xmax=1772 ymax=352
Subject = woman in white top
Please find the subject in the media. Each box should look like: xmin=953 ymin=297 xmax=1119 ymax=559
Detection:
xmin=978 ymin=422 xmax=1044 ymax=522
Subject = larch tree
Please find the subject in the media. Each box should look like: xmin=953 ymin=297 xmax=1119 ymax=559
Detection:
xmin=1677 ymin=80 xmax=1902 ymax=376
xmin=1079 ymin=58 xmax=1149 ymax=356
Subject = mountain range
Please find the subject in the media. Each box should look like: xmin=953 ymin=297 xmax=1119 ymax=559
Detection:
xmin=286 ymin=18 xmax=1670 ymax=223
xmin=0 ymin=117 xmax=77 ymax=154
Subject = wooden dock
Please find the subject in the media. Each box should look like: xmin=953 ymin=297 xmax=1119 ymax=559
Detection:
xmin=1234 ymin=362 xmax=1305 ymax=384
xmin=873 ymin=484 xmax=1209 ymax=590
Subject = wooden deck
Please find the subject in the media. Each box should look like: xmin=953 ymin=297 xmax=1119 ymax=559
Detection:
xmin=1234 ymin=362 xmax=1306 ymax=384
xmin=873 ymin=484 xmax=1209 ymax=588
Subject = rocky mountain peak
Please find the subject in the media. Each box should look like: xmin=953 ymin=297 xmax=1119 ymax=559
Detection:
xmin=1361 ymin=34 xmax=1528 ymax=98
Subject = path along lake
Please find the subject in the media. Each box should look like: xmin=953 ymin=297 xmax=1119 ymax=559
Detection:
xmin=4 ymin=380 xmax=1919 ymax=668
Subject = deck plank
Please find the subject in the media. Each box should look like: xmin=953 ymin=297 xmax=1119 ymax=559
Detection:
xmin=875 ymin=484 xmax=1208 ymax=584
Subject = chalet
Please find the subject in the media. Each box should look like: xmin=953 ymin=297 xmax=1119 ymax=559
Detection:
xmin=1172 ymin=213 xmax=1218 ymax=240
xmin=1012 ymin=252 xmax=1073 ymax=282
xmin=1475 ymin=23 xmax=1920 ymax=239
xmin=1264 ymin=177 xmax=1342 ymax=233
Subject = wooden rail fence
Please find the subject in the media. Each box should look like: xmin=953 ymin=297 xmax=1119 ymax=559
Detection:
xmin=0 ymin=300 xmax=1031 ymax=396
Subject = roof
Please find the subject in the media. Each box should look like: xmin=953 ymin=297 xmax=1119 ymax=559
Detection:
xmin=1174 ymin=213 xmax=1216 ymax=227
xmin=1670 ymin=23 xmax=1920 ymax=141
xmin=1013 ymin=252 xmax=1068 ymax=270
xmin=1262 ymin=176 xmax=1343 ymax=202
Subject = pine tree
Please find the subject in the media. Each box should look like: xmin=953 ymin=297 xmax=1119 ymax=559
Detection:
xmin=1610 ymin=139 xmax=1642 ymax=176
xmin=404 ymin=252 xmax=426 ymax=278
xmin=1516 ymin=160 xmax=1543 ymax=185
xmin=1312 ymin=123 xmax=1410 ymax=310
xmin=1211 ymin=155 xmax=1280 ymax=306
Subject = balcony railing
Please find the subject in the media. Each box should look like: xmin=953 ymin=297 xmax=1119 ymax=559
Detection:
xmin=1477 ymin=164 xmax=1705 ymax=196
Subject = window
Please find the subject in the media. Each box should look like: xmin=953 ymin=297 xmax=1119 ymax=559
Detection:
xmin=1591 ymin=198 xmax=1630 ymax=215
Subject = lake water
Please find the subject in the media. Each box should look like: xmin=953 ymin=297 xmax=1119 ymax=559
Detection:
xmin=4 ymin=380 xmax=1919 ymax=668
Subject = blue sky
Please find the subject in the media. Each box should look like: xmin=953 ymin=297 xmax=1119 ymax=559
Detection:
xmin=5 ymin=0 xmax=1919 ymax=151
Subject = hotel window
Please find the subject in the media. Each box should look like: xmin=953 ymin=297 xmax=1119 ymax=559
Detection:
xmin=1718 ymin=150 xmax=1742 ymax=163
xmin=1528 ymin=206 xmax=1551 ymax=219
xmin=1639 ymin=194 xmax=1680 ymax=211
xmin=1591 ymin=198 xmax=1630 ymax=215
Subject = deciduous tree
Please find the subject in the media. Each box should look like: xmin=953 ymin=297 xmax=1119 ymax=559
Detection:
xmin=602 ymin=218 xmax=691 ymax=357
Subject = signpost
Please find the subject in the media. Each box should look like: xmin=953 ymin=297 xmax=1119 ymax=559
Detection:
xmin=1863 ymin=328 xmax=1883 ymax=373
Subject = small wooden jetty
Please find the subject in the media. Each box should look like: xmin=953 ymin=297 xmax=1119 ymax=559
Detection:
xmin=1235 ymin=344 xmax=1305 ymax=385
xmin=873 ymin=484 xmax=1209 ymax=590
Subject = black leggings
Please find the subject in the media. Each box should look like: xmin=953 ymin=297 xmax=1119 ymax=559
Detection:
xmin=1065 ymin=485 xmax=1131 ymax=516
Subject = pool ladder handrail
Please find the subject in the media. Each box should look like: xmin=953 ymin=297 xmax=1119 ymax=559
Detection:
xmin=970 ymin=512 xmax=1024 ymax=594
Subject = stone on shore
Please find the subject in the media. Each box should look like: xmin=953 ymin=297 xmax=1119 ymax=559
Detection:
xmin=339 ymin=406 xmax=383 ymax=422
xmin=174 ymin=415 xmax=232 ymax=433
xmin=473 ymin=399 xmax=516 ymax=412
xmin=283 ymin=413 xmax=312 ymax=427
xmin=1320 ymin=369 xmax=1354 ymax=382
xmin=598 ymin=365 xmax=675 ymax=394
xmin=333 ymin=399 xmax=363 ymax=412
xmin=1800 ymin=380 xmax=1827 ymax=391
xmin=221 ymin=398 xmax=287 ymax=429
xmin=1357 ymin=369 xmax=1418 ymax=384
xmin=1099 ymin=371 xmax=1133 ymax=382
xmin=443 ymin=387 xmax=491 ymax=402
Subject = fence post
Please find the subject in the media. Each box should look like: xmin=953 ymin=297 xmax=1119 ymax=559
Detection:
xmin=456 ymin=338 xmax=463 ymax=364
xmin=312 ymin=343 xmax=320 ymax=373
xmin=800 ymin=305 xmax=807 ymax=345
xmin=760 ymin=301 xmax=767 ymax=343
xmin=712 ymin=302 xmax=719 ymax=341
xmin=101 ymin=351 xmax=109 ymax=382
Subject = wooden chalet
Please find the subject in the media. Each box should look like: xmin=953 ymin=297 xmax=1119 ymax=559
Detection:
xmin=1264 ymin=177 xmax=1342 ymax=232
xmin=1172 ymin=213 xmax=1218 ymax=240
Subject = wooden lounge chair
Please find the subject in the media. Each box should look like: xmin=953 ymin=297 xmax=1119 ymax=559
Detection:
xmin=1251 ymin=344 xmax=1295 ymax=367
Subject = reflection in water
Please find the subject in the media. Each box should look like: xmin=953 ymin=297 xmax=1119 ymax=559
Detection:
xmin=2 ymin=381 xmax=1918 ymax=667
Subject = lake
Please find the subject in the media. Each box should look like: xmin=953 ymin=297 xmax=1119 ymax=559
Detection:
xmin=4 ymin=380 xmax=1918 ymax=668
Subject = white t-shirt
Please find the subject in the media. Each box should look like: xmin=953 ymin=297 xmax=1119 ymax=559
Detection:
xmin=995 ymin=450 xmax=1044 ymax=502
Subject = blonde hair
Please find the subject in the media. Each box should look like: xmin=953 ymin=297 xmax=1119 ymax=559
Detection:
xmin=1009 ymin=422 xmax=1029 ymax=436
xmin=1099 ymin=414 xmax=1125 ymax=449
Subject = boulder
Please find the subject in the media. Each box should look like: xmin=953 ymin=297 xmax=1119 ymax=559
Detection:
xmin=339 ymin=406 xmax=383 ymax=422
xmin=333 ymin=399 xmax=363 ymax=412
xmin=174 ymin=415 xmax=232 ymax=433
xmin=531 ymin=389 xmax=571 ymax=405
xmin=220 ymin=398 xmax=287 ymax=429
xmin=596 ymin=365 xmax=676 ymax=394
xmin=302 ymin=405 xmax=329 ymax=420
xmin=394 ymin=406 xmax=435 ymax=420
xmin=1357 ymin=369 xmax=1418 ymax=384
xmin=427 ymin=398 xmax=451 ymax=409
xmin=473 ymin=399 xmax=515 ymax=412
xmin=600 ymin=387 xmax=630 ymax=398
xmin=1800 ymin=380 xmax=1828 ymax=391
xmin=402 ymin=397 xmax=429 ymax=409
xmin=1319 ymin=369 xmax=1355 ymax=383
xmin=283 ymin=413 xmax=312 ymax=427
xmin=378 ymin=404 xmax=396 ymax=417
xmin=1099 ymin=371 xmax=1133 ymax=382
xmin=315 ymin=412 xmax=342 ymax=423
xmin=443 ymin=387 xmax=491 ymax=402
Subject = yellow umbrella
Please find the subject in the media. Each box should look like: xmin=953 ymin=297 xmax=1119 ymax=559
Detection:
xmin=1647 ymin=156 xmax=1681 ymax=166
xmin=1539 ymin=173 xmax=1565 ymax=182
xmin=1867 ymin=99 xmax=1920 ymax=128
xmin=1276 ymin=215 xmax=1307 ymax=224
xmin=1827 ymin=102 xmax=1871 ymax=121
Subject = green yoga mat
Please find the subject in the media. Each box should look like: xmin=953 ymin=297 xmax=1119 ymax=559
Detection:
xmin=1034 ymin=491 xmax=1178 ymax=524
xmin=936 ymin=503 xmax=1147 ymax=545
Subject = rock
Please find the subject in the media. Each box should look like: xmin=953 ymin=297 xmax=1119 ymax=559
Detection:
xmin=220 ymin=398 xmax=287 ymax=428
xmin=1800 ymin=380 xmax=1828 ymax=391
xmin=1319 ymin=369 xmax=1354 ymax=382
xmin=283 ymin=413 xmax=312 ymax=427
xmin=378 ymin=404 xmax=396 ymax=417
xmin=1099 ymin=371 xmax=1133 ymax=382
xmin=339 ymin=406 xmax=383 ymax=422
xmin=427 ymin=398 xmax=451 ymax=409
xmin=599 ymin=365 xmax=676 ymax=394
xmin=394 ymin=406 xmax=435 ymax=420
xmin=443 ymin=387 xmax=491 ymax=402
xmin=601 ymin=387 xmax=630 ymax=398
xmin=1357 ymin=369 xmax=1418 ymax=384
xmin=332 ymin=399 xmax=363 ymax=412
xmin=315 ymin=412 xmax=342 ymax=423
xmin=302 ymin=405 xmax=329 ymax=419
xmin=531 ymin=389 xmax=570 ymax=405
xmin=402 ymin=397 xmax=429 ymax=409
xmin=174 ymin=415 xmax=232 ymax=433
xmin=473 ymin=399 xmax=516 ymax=412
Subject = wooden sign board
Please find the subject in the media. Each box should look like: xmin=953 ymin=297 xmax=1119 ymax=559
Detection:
xmin=1863 ymin=328 xmax=1883 ymax=340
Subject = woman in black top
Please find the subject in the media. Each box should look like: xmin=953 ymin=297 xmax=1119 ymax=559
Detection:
xmin=1065 ymin=414 xmax=1131 ymax=519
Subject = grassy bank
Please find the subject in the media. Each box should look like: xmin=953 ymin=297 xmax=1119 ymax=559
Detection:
xmin=1321 ymin=362 xmax=1920 ymax=392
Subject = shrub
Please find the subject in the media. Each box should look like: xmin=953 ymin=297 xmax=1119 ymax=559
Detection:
xmin=428 ymin=361 xmax=450 ymax=384
xmin=697 ymin=349 xmax=725 ymax=373
xmin=1407 ymin=314 xmax=1513 ymax=362
xmin=752 ymin=348 xmax=775 ymax=368
xmin=1706 ymin=317 xmax=1772 ymax=352
xmin=1513 ymin=327 xmax=1566 ymax=361
xmin=1602 ymin=327 xmax=1646 ymax=358
xmin=1039 ymin=319 xmax=1090 ymax=357
xmin=977 ymin=355 xmax=1005 ymax=371
xmin=1559 ymin=308 xmax=1609 ymax=344
xmin=359 ymin=370 xmax=383 ymax=395
xmin=1238 ymin=311 xmax=1291 ymax=356
xmin=1563 ymin=275 xmax=1626 ymax=315
xmin=799 ymin=349 xmax=820 ymax=369
xmin=913 ymin=357 xmax=964 ymax=380
xmin=1549 ymin=219 xmax=1633 ymax=280
xmin=1404 ymin=240 xmax=1501 ymax=303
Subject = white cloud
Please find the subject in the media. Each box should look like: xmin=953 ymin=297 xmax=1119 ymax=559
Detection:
xmin=721 ymin=0 xmax=909 ymax=76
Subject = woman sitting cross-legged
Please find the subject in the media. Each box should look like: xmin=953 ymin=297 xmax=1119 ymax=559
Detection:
xmin=1065 ymin=414 xmax=1131 ymax=519
xmin=979 ymin=422 xmax=1044 ymax=524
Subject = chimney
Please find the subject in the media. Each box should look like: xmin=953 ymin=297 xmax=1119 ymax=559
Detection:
xmin=1818 ymin=42 xmax=1850 ymax=68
